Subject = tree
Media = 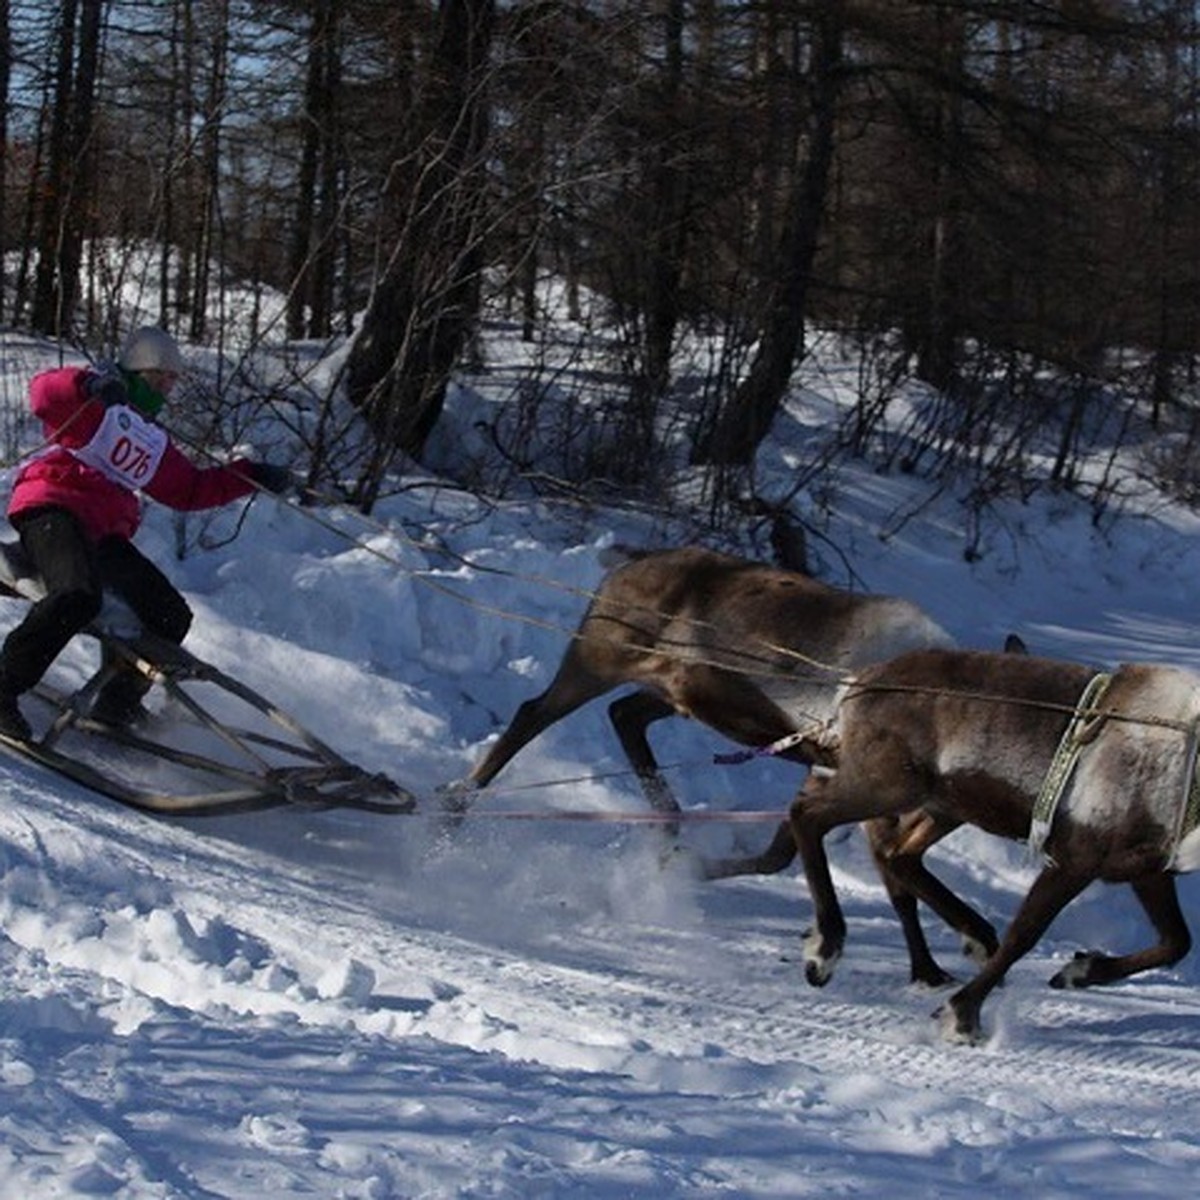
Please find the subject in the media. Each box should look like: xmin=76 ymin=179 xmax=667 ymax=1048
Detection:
xmin=0 ymin=0 xmax=11 ymax=319
xmin=630 ymin=0 xmax=691 ymax=439
xmin=287 ymin=0 xmax=343 ymax=340
xmin=0 ymin=0 xmax=1196 ymax=524
xmin=696 ymin=0 xmax=846 ymax=468
xmin=31 ymin=0 xmax=105 ymax=338
xmin=344 ymin=0 xmax=495 ymax=509
xmin=186 ymin=0 xmax=231 ymax=342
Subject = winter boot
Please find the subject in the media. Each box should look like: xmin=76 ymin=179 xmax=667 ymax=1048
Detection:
xmin=90 ymin=671 xmax=151 ymax=729
xmin=0 ymin=686 xmax=32 ymax=742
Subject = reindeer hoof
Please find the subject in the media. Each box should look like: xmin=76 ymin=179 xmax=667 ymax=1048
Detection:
xmin=1049 ymin=950 xmax=1100 ymax=989
xmin=935 ymin=1001 xmax=984 ymax=1046
xmin=961 ymin=933 xmax=996 ymax=966
xmin=911 ymin=964 xmax=957 ymax=988
xmin=801 ymin=926 xmax=839 ymax=987
xmin=805 ymin=960 xmax=832 ymax=987
xmin=657 ymin=843 xmax=702 ymax=878
xmin=437 ymin=780 xmax=473 ymax=816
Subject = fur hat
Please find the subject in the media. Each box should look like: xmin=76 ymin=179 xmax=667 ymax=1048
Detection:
xmin=119 ymin=327 xmax=184 ymax=375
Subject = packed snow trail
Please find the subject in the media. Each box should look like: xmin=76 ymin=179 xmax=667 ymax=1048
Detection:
xmin=4 ymin=752 xmax=1199 ymax=1197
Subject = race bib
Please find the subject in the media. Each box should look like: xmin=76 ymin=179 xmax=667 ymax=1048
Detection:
xmin=69 ymin=405 xmax=169 ymax=490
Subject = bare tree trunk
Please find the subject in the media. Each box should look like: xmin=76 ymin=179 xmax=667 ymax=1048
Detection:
xmin=189 ymin=1 xmax=229 ymax=343
xmin=288 ymin=0 xmax=337 ymax=340
xmin=164 ymin=0 xmax=191 ymax=329
xmin=912 ymin=4 xmax=965 ymax=392
xmin=1149 ymin=0 xmax=1189 ymax=426
xmin=309 ymin=9 xmax=342 ymax=339
xmin=57 ymin=0 xmax=103 ymax=339
xmin=0 ymin=0 xmax=10 ymax=323
xmin=639 ymin=0 xmax=686 ymax=402
xmin=345 ymin=0 xmax=494 ymax=510
xmin=31 ymin=0 xmax=91 ymax=336
xmin=30 ymin=0 xmax=75 ymax=334
xmin=696 ymin=0 xmax=845 ymax=467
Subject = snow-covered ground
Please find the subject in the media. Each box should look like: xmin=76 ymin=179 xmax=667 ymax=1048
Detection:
xmin=2 ymin=328 xmax=1200 ymax=1197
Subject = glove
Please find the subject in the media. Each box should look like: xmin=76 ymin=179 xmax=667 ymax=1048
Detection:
xmin=83 ymin=363 xmax=128 ymax=407
xmin=249 ymin=462 xmax=293 ymax=495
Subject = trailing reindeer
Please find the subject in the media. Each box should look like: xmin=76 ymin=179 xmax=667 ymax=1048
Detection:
xmin=459 ymin=545 xmax=1001 ymax=986
xmin=791 ymin=647 xmax=1200 ymax=1043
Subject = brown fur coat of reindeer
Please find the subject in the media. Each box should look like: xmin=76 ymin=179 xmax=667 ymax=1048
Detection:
xmin=791 ymin=647 xmax=1200 ymax=1043
xmin=458 ymin=545 xmax=1002 ymax=986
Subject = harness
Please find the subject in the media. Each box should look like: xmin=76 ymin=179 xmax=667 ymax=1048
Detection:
xmin=1028 ymin=671 xmax=1113 ymax=860
xmin=1168 ymin=722 xmax=1200 ymax=871
xmin=1029 ymin=670 xmax=1200 ymax=868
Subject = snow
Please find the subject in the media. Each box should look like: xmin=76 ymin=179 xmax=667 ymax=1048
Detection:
xmin=3 ymin=328 xmax=1200 ymax=1197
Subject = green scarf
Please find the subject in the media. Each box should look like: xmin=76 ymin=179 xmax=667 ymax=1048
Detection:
xmin=120 ymin=368 xmax=166 ymax=419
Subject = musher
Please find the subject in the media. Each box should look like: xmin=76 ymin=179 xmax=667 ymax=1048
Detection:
xmin=0 ymin=326 xmax=290 ymax=741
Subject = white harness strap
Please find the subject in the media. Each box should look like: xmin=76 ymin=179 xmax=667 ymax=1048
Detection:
xmin=1167 ymin=720 xmax=1200 ymax=871
xmin=1028 ymin=671 xmax=1113 ymax=861
xmin=711 ymin=721 xmax=836 ymax=766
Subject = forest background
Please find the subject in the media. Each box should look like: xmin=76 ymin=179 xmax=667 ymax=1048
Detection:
xmin=0 ymin=1 xmax=1198 ymax=548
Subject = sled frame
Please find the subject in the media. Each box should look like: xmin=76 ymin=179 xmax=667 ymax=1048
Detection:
xmin=0 ymin=542 xmax=414 ymax=816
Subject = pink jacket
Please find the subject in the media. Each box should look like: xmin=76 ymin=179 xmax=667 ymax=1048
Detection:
xmin=8 ymin=366 xmax=258 ymax=542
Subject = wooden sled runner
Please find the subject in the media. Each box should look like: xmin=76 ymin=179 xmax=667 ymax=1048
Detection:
xmin=0 ymin=540 xmax=415 ymax=816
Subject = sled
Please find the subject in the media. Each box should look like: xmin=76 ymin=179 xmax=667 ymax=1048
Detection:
xmin=0 ymin=540 xmax=415 ymax=816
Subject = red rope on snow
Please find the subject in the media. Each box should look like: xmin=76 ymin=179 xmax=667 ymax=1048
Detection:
xmin=450 ymin=808 xmax=784 ymax=824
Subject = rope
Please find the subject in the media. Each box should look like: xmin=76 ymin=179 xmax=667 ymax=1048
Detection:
xmin=838 ymin=678 xmax=1196 ymax=736
xmin=294 ymin=494 xmax=844 ymax=682
xmin=7 ymin=360 xmax=1195 ymax=749
xmin=154 ymin=419 xmax=858 ymax=692
xmin=0 ymin=366 xmax=805 ymax=685
xmin=445 ymin=759 xmax=697 ymax=799
xmin=437 ymin=807 xmax=784 ymax=824
xmin=162 ymin=425 xmax=1200 ymax=748
xmin=1168 ymin=720 xmax=1200 ymax=870
xmin=713 ymin=728 xmax=817 ymax=765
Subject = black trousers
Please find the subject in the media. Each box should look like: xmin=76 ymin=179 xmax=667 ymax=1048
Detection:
xmin=0 ymin=506 xmax=192 ymax=696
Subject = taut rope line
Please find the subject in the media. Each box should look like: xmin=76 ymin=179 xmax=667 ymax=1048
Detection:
xmin=155 ymin=421 xmax=856 ymax=686
xmin=164 ymin=424 xmax=1200 ymax=744
xmin=837 ymin=678 xmax=1195 ymax=737
xmin=426 ymin=807 xmax=784 ymax=824
xmin=6 ymin=399 xmax=1189 ymax=745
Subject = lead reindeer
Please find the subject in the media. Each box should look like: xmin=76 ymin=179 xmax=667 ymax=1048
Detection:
xmin=458 ymin=545 xmax=1002 ymax=986
xmin=791 ymin=647 xmax=1200 ymax=1043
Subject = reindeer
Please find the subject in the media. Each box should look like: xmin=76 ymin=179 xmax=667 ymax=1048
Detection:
xmin=791 ymin=646 xmax=1200 ymax=1043
xmin=458 ymin=545 xmax=1002 ymax=986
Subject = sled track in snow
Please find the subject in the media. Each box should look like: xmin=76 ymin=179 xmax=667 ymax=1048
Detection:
xmin=7 ymin=781 xmax=1198 ymax=1147
xmin=405 ymin=912 xmax=1200 ymax=1131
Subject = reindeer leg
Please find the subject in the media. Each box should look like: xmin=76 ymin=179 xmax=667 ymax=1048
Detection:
xmin=451 ymin=649 xmax=615 ymax=819
xmin=789 ymin=778 xmax=848 ymax=987
xmin=874 ymin=868 xmax=948 ymax=987
xmin=608 ymin=690 xmax=681 ymax=814
xmin=940 ymin=864 xmax=1088 ymax=1045
xmin=667 ymin=665 xmax=810 ymax=879
xmin=789 ymin=734 xmax=931 ymax=988
xmin=872 ymin=812 xmax=1000 ymax=986
xmin=702 ymin=818 xmax=797 ymax=880
xmin=469 ymin=656 xmax=615 ymax=790
xmin=608 ymin=688 xmax=691 ymax=849
xmin=868 ymin=813 xmax=954 ymax=988
xmin=1049 ymin=873 xmax=1192 ymax=989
